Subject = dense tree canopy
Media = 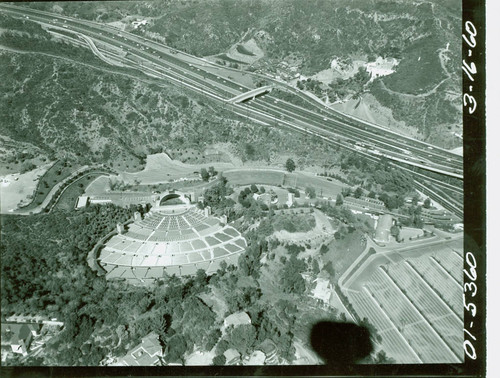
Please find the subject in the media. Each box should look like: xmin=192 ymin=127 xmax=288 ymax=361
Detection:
xmin=285 ymin=158 xmax=296 ymax=172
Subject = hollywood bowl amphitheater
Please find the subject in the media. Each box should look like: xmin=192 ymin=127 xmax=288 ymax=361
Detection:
xmin=91 ymin=191 xmax=247 ymax=285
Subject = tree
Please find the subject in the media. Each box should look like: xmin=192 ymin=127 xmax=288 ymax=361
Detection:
xmin=335 ymin=193 xmax=344 ymax=206
xmin=390 ymin=225 xmax=400 ymax=240
xmin=412 ymin=194 xmax=420 ymax=206
xmin=374 ymin=350 xmax=395 ymax=364
xmin=250 ymin=184 xmax=259 ymax=193
xmin=228 ymin=324 xmax=257 ymax=356
xmin=281 ymin=255 xmax=307 ymax=294
xmin=166 ymin=334 xmax=188 ymax=363
xmin=423 ymin=198 xmax=431 ymax=208
xmin=208 ymin=166 xmax=216 ymax=177
xmin=305 ymin=186 xmax=316 ymax=199
xmin=285 ymin=158 xmax=296 ymax=172
xmin=342 ymin=187 xmax=352 ymax=197
xmin=200 ymin=168 xmax=210 ymax=182
xmin=213 ymin=354 xmax=226 ymax=366
xmin=354 ymin=187 xmax=363 ymax=199
xmin=323 ymin=261 xmax=335 ymax=278
xmin=204 ymin=328 xmax=221 ymax=351
xmin=312 ymin=259 xmax=320 ymax=275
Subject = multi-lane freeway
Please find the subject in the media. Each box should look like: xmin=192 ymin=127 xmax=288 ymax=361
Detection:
xmin=0 ymin=3 xmax=464 ymax=217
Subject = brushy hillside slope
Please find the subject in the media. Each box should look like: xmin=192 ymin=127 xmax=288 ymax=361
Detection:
xmin=13 ymin=0 xmax=462 ymax=149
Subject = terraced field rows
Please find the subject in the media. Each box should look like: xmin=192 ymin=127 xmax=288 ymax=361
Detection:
xmin=348 ymin=290 xmax=393 ymax=333
xmin=385 ymin=263 xmax=463 ymax=358
xmin=407 ymin=257 xmax=463 ymax=317
xmin=342 ymin=240 xmax=464 ymax=363
xmin=368 ymin=270 xmax=423 ymax=326
xmin=377 ymin=265 xmax=460 ymax=362
xmin=350 ymin=289 xmax=421 ymax=363
xmin=403 ymin=321 xmax=456 ymax=362
xmin=433 ymin=249 xmax=463 ymax=280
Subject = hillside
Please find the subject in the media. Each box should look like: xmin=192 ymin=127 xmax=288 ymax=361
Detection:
xmin=1 ymin=12 xmax=347 ymax=174
xmin=20 ymin=0 xmax=463 ymax=147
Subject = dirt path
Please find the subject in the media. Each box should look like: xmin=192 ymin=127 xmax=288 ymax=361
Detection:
xmin=378 ymin=78 xmax=449 ymax=99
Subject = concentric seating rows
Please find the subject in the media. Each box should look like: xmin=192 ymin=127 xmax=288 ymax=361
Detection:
xmin=99 ymin=206 xmax=247 ymax=281
xmin=136 ymin=208 xmax=209 ymax=232
xmin=183 ymin=210 xmax=206 ymax=227
xmin=123 ymin=222 xmax=226 ymax=243
xmin=100 ymin=237 xmax=246 ymax=268
xmin=104 ymin=247 xmax=241 ymax=281
xmin=136 ymin=212 xmax=165 ymax=229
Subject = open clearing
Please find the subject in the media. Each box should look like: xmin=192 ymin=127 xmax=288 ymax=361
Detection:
xmin=224 ymin=169 xmax=346 ymax=198
xmin=120 ymin=153 xmax=235 ymax=184
xmin=0 ymin=163 xmax=52 ymax=213
xmin=184 ymin=349 xmax=216 ymax=366
xmin=330 ymin=94 xmax=420 ymax=139
xmin=84 ymin=175 xmax=112 ymax=195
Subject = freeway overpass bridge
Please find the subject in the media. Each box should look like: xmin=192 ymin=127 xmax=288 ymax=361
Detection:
xmin=228 ymin=85 xmax=273 ymax=103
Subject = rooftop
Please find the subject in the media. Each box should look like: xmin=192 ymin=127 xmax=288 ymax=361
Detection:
xmin=374 ymin=214 xmax=393 ymax=243
xmin=117 ymin=332 xmax=162 ymax=366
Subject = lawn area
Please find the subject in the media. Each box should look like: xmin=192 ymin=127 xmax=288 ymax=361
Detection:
xmin=289 ymin=173 xmax=347 ymax=199
xmin=52 ymin=173 xmax=106 ymax=211
xmin=224 ymin=169 xmax=285 ymax=187
xmin=120 ymin=153 xmax=234 ymax=184
xmin=322 ymin=230 xmax=367 ymax=282
xmin=84 ymin=175 xmax=111 ymax=196
xmin=19 ymin=160 xmax=81 ymax=211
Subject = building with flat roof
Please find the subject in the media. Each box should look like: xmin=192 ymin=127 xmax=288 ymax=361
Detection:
xmin=374 ymin=214 xmax=393 ymax=243
xmin=75 ymin=195 xmax=89 ymax=209
xmin=223 ymin=348 xmax=241 ymax=365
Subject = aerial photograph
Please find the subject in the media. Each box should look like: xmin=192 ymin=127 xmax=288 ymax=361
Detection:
xmin=0 ymin=0 xmax=465 ymax=369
